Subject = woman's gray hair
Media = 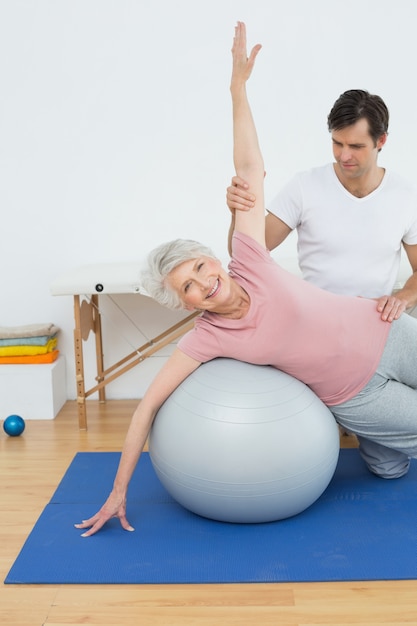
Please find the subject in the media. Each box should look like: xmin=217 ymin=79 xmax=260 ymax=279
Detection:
xmin=140 ymin=239 xmax=217 ymax=310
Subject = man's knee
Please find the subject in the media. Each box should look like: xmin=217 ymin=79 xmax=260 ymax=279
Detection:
xmin=357 ymin=438 xmax=410 ymax=479
xmin=366 ymin=458 xmax=410 ymax=479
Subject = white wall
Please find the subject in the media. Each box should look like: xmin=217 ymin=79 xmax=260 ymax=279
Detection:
xmin=1 ymin=0 xmax=416 ymax=400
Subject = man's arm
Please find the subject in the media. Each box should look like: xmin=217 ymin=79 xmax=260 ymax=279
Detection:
xmin=226 ymin=177 xmax=293 ymax=254
xmin=399 ymin=243 xmax=417 ymax=309
xmin=376 ymin=243 xmax=417 ymax=321
xmin=265 ymin=212 xmax=293 ymax=250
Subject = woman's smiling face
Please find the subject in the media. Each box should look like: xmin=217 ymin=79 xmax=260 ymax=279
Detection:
xmin=167 ymin=256 xmax=229 ymax=311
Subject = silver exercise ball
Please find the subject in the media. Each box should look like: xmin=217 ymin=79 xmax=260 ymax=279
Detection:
xmin=149 ymin=358 xmax=339 ymax=523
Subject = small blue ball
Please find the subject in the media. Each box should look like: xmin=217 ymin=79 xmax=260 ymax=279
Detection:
xmin=3 ymin=414 xmax=25 ymax=437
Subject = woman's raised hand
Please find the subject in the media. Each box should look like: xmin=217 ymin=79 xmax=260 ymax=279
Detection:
xmin=231 ymin=21 xmax=262 ymax=87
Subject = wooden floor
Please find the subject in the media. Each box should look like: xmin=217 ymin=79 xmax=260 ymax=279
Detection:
xmin=1 ymin=400 xmax=417 ymax=626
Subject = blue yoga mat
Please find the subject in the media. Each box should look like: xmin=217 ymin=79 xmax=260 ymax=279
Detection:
xmin=5 ymin=450 xmax=417 ymax=584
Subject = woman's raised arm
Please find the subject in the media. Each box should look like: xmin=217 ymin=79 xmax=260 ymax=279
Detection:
xmin=230 ymin=22 xmax=265 ymax=247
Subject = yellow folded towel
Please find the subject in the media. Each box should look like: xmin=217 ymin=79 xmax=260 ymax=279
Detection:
xmin=0 ymin=337 xmax=58 ymax=357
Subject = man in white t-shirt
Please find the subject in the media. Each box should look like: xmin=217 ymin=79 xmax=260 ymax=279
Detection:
xmin=227 ymin=89 xmax=417 ymax=479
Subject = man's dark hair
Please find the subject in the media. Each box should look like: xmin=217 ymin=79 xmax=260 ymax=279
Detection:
xmin=327 ymin=89 xmax=389 ymax=144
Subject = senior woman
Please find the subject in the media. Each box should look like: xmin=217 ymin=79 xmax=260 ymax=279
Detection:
xmin=76 ymin=22 xmax=417 ymax=537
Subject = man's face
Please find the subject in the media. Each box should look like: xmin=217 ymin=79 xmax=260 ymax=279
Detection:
xmin=331 ymin=118 xmax=387 ymax=181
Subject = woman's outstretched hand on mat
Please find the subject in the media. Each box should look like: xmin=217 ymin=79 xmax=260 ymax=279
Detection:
xmin=74 ymin=490 xmax=135 ymax=537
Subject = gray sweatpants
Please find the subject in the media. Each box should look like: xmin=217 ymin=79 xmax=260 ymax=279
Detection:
xmin=330 ymin=313 xmax=417 ymax=479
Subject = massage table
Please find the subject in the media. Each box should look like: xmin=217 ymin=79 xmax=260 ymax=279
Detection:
xmin=50 ymin=263 xmax=198 ymax=429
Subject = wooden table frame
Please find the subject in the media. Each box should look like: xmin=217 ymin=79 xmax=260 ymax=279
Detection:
xmin=72 ymin=294 xmax=198 ymax=429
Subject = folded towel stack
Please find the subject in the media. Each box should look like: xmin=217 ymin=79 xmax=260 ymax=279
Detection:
xmin=0 ymin=323 xmax=60 ymax=364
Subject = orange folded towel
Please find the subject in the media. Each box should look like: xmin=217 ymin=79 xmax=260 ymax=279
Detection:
xmin=0 ymin=350 xmax=60 ymax=364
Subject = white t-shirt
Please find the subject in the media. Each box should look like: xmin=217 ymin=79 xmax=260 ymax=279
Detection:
xmin=267 ymin=163 xmax=417 ymax=297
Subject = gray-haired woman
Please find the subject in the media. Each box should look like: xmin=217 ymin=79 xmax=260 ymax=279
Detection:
xmin=75 ymin=23 xmax=417 ymax=537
